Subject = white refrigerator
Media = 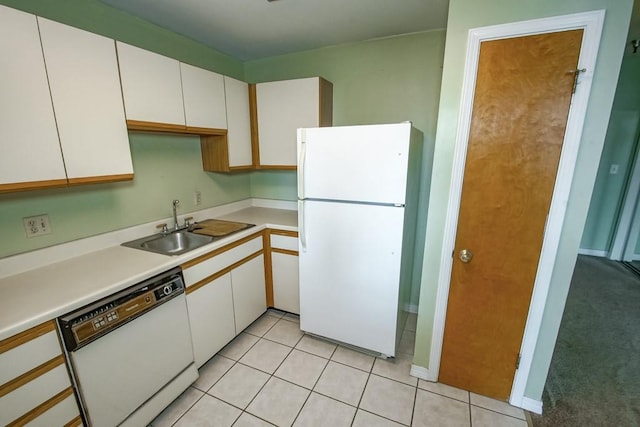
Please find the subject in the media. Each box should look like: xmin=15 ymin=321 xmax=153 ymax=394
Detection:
xmin=297 ymin=122 xmax=424 ymax=357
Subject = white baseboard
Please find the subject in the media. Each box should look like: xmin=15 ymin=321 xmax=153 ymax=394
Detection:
xmin=577 ymin=248 xmax=608 ymax=257
xmin=520 ymin=397 xmax=543 ymax=414
xmin=410 ymin=364 xmax=437 ymax=382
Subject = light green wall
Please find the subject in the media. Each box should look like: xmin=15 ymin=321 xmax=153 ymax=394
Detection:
xmin=245 ymin=31 xmax=447 ymax=308
xmin=580 ymin=55 xmax=640 ymax=253
xmin=250 ymin=172 xmax=298 ymax=201
xmin=413 ymin=0 xmax=633 ymax=403
xmin=0 ymin=0 xmax=250 ymax=257
xmin=0 ymin=135 xmax=251 ymax=258
xmin=245 ymin=31 xmax=445 ymax=132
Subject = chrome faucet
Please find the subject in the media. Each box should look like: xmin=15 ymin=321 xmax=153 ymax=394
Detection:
xmin=172 ymin=199 xmax=180 ymax=231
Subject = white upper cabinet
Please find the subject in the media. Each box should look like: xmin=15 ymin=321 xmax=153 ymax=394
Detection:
xmin=38 ymin=18 xmax=132 ymax=181
xmin=0 ymin=6 xmax=66 ymax=189
xmin=224 ymin=76 xmax=253 ymax=168
xmin=181 ymin=63 xmax=227 ymax=129
xmin=117 ymin=41 xmax=186 ymax=126
xmin=255 ymin=77 xmax=333 ymax=168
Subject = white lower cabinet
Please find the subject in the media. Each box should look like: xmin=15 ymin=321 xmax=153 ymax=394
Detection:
xmin=231 ymin=255 xmax=267 ymax=333
xmin=186 ymin=273 xmax=236 ymax=368
xmin=0 ymin=321 xmax=82 ymax=427
xmin=272 ymin=252 xmax=300 ymax=314
xmin=269 ymin=231 xmax=300 ymax=314
xmin=183 ymin=233 xmax=267 ymax=366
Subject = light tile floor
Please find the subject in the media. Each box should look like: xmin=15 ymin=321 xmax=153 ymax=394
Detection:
xmin=152 ymin=310 xmax=527 ymax=427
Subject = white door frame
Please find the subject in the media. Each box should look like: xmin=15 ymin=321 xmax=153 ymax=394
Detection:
xmin=428 ymin=10 xmax=605 ymax=413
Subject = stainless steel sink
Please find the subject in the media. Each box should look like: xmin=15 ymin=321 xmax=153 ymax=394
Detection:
xmin=122 ymin=230 xmax=214 ymax=256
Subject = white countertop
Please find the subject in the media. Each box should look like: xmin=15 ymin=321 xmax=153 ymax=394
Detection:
xmin=0 ymin=204 xmax=297 ymax=341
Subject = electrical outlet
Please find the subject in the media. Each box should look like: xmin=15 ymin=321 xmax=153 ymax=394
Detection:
xmin=194 ymin=190 xmax=202 ymax=206
xmin=609 ymin=164 xmax=619 ymax=175
xmin=23 ymin=214 xmax=52 ymax=238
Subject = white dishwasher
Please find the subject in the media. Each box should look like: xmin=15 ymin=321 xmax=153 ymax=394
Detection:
xmin=58 ymin=267 xmax=198 ymax=427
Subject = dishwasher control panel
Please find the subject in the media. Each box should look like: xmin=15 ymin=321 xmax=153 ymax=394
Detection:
xmin=58 ymin=267 xmax=185 ymax=351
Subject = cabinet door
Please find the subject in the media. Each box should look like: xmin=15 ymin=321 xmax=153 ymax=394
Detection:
xmin=231 ymin=255 xmax=267 ymax=333
xmin=38 ymin=18 xmax=133 ymax=181
xmin=0 ymin=5 xmax=66 ymax=189
xmin=272 ymin=252 xmax=300 ymax=314
xmin=181 ymin=63 xmax=227 ymax=129
xmin=224 ymin=76 xmax=253 ymax=168
xmin=256 ymin=77 xmax=331 ymax=167
xmin=117 ymin=42 xmax=185 ymax=125
xmin=186 ymin=274 xmax=236 ymax=367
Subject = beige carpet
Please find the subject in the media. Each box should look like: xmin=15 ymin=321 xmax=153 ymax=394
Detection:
xmin=531 ymin=255 xmax=640 ymax=426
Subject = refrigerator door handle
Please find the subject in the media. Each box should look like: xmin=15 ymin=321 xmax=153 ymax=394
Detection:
xmin=299 ymin=200 xmax=307 ymax=252
xmin=298 ymin=130 xmax=307 ymax=199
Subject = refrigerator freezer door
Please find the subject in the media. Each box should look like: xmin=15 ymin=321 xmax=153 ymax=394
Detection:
xmin=298 ymin=123 xmax=412 ymax=205
xmin=298 ymin=200 xmax=403 ymax=356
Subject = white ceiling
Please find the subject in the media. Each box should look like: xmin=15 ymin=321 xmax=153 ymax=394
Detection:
xmin=99 ymin=0 xmax=450 ymax=61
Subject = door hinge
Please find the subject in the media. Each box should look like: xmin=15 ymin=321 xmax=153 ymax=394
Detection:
xmin=516 ymin=353 xmax=521 ymax=369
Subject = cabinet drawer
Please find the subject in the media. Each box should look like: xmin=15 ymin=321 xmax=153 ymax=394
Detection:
xmin=270 ymin=234 xmax=298 ymax=252
xmin=19 ymin=390 xmax=81 ymax=427
xmin=0 ymin=363 xmax=71 ymax=426
xmin=0 ymin=325 xmax=61 ymax=385
xmin=183 ymin=235 xmax=263 ymax=287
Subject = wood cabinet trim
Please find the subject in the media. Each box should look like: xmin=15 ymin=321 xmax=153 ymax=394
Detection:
xmin=0 ymin=179 xmax=69 ymax=193
xmin=6 ymin=387 xmax=75 ymax=427
xmin=229 ymin=166 xmax=254 ymax=172
xmin=0 ymin=320 xmax=57 ymax=355
xmin=319 ymin=78 xmax=334 ymax=127
xmin=126 ymin=120 xmax=226 ymax=137
xmin=263 ymin=231 xmax=274 ymax=307
xmin=181 ymin=230 xmax=264 ymax=270
xmin=67 ymin=173 xmax=134 ymax=185
xmin=0 ymin=354 xmax=65 ymax=398
xmin=201 ymin=134 xmax=231 ymax=172
xmin=185 ymin=126 xmax=227 ymax=136
xmin=249 ymin=84 xmax=260 ymax=168
xmin=269 ymin=229 xmax=299 ymax=238
xmin=256 ymin=165 xmax=297 ymax=171
xmin=185 ymin=249 xmax=264 ymax=295
xmin=65 ymin=415 xmax=83 ymax=427
xmin=272 ymin=248 xmax=299 ymax=257
xmin=126 ymin=120 xmax=185 ymax=133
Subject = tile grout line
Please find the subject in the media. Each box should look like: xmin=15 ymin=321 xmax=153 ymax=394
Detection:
xmin=174 ymin=312 xmax=486 ymax=427
xmin=239 ymin=318 xmax=303 ymax=425
xmin=167 ymin=387 xmax=207 ymax=427
xmin=409 ymin=380 xmax=418 ymax=427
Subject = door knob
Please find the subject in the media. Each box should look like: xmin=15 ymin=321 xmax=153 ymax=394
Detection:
xmin=459 ymin=249 xmax=473 ymax=263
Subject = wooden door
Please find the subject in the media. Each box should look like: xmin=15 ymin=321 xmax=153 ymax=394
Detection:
xmin=439 ymin=30 xmax=583 ymax=400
